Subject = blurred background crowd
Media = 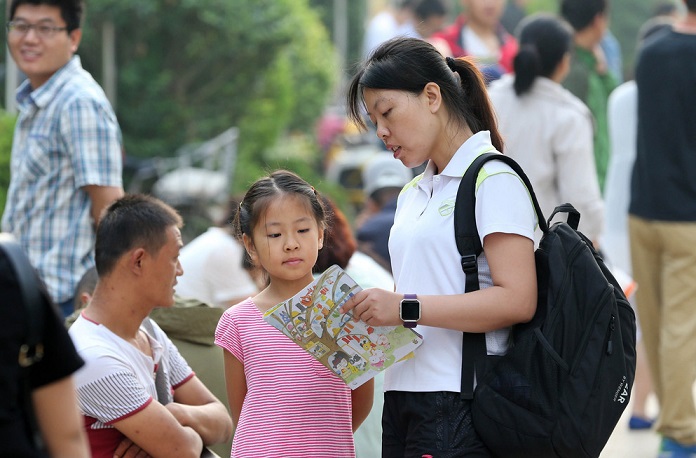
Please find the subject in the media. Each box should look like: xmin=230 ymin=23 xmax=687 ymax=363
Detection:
xmin=0 ymin=0 xmax=680 ymax=242
xmin=1 ymin=1 xmax=690 ymax=456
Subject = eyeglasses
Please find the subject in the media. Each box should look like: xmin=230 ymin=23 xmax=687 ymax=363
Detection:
xmin=6 ymin=21 xmax=68 ymax=39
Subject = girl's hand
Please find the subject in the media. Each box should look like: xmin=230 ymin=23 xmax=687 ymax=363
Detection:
xmin=340 ymin=288 xmax=403 ymax=327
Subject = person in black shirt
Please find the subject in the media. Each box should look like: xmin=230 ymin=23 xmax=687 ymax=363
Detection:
xmin=0 ymin=241 xmax=88 ymax=457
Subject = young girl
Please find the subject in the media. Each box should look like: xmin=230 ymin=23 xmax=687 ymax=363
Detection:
xmin=341 ymin=37 xmax=537 ymax=456
xmin=214 ymin=170 xmax=373 ymax=457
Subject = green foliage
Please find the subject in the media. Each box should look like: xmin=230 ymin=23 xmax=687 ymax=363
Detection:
xmin=284 ymin=4 xmax=340 ymax=131
xmin=527 ymin=0 xmax=557 ymax=14
xmin=78 ymin=0 xmax=337 ymax=192
xmin=0 ymin=112 xmax=17 ymax=219
xmin=309 ymin=0 xmax=368 ymax=74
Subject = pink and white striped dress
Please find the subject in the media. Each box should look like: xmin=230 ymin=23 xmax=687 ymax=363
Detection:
xmin=215 ymin=298 xmax=355 ymax=458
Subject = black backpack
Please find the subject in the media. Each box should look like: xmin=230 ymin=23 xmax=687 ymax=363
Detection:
xmin=454 ymin=153 xmax=637 ymax=458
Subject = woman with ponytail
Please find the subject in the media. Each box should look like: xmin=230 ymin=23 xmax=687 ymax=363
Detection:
xmin=488 ymin=13 xmax=604 ymax=246
xmin=342 ymin=37 xmax=537 ymax=457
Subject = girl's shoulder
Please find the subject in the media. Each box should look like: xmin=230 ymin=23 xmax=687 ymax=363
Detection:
xmin=216 ymin=298 xmax=264 ymax=343
xmin=222 ymin=297 xmax=259 ymax=320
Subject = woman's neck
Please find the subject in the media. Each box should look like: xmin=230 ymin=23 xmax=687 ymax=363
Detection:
xmin=432 ymin=124 xmax=474 ymax=174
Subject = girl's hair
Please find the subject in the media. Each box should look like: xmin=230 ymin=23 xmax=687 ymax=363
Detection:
xmin=236 ymin=169 xmax=326 ymax=242
xmin=346 ymin=37 xmax=504 ymax=152
xmin=513 ymin=14 xmax=574 ymax=96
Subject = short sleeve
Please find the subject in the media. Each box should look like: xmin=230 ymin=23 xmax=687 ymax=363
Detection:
xmin=29 ymin=297 xmax=84 ymax=388
xmin=475 ymin=168 xmax=537 ymax=244
xmin=0 ymin=253 xmax=84 ymax=390
xmin=215 ymin=307 xmax=244 ymax=363
xmin=61 ymin=95 xmax=123 ymax=189
xmin=74 ymin=355 xmax=152 ymax=425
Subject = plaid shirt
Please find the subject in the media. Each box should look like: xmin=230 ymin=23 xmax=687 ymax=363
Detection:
xmin=1 ymin=56 xmax=123 ymax=303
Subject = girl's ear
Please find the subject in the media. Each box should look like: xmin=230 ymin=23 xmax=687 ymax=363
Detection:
xmin=242 ymin=234 xmax=258 ymax=262
xmin=423 ymin=82 xmax=443 ymax=114
xmin=318 ymin=229 xmax=324 ymax=251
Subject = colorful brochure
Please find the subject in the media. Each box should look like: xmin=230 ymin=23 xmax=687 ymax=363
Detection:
xmin=263 ymin=265 xmax=423 ymax=389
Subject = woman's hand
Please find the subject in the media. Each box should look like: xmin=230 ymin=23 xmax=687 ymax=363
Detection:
xmin=340 ymin=288 xmax=403 ymax=327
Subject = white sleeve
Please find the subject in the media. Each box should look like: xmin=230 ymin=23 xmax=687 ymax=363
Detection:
xmin=74 ymin=354 xmax=152 ymax=424
xmin=475 ymin=168 xmax=537 ymax=244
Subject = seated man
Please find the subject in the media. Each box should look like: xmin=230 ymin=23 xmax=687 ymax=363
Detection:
xmin=68 ymin=266 xmax=231 ymax=458
xmin=69 ymin=194 xmax=233 ymax=458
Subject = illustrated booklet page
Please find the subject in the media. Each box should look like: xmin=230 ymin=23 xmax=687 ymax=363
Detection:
xmin=263 ymin=264 xmax=423 ymax=389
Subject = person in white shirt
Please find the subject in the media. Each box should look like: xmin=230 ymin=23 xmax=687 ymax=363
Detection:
xmin=488 ymin=13 xmax=604 ymax=246
xmin=175 ymin=197 xmax=259 ymax=308
xmin=343 ymin=37 xmax=537 ymax=457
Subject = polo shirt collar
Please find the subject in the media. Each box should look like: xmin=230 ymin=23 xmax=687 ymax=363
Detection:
xmin=16 ymin=55 xmax=81 ymax=109
xmin=422 ymin=130 xmax=497 ymax=180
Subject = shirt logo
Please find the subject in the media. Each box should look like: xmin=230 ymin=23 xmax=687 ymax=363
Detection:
xmin=439 ymin=198 xmax=455 ymax=216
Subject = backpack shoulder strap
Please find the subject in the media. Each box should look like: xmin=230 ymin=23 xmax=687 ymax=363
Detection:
xmin=0 ymin=233 xmax=45 ymax=366
xmin=454 ymin=153 xmax=547 ymax=399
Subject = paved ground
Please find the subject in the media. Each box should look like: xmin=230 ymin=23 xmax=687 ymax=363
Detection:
xmin=601 ymin=394 xmax=661 ymax=457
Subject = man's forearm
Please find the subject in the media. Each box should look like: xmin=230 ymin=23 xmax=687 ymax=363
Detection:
xmin=165 ymin=402 xmax=233 ymax=446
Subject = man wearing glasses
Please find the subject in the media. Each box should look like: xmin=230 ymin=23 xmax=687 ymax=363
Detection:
xmin=2 ymin=0 xmax=124 ymax=318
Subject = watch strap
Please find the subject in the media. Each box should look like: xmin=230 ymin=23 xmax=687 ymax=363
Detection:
xmin=401 ymin=294 xmax=419 ymax=328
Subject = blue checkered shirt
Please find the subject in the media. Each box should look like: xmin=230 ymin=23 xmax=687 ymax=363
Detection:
xmin=1 ymin=56 xmax=123 ymax=304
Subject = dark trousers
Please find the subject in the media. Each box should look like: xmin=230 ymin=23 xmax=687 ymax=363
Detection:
xmin=382 ymin=391 xmax=492 ymax=458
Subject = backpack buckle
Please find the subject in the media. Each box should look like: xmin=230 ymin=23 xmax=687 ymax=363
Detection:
xmin=18 ymin=343 xmax=44 ymax=368
xmin=460 ymin=254 xmax=478 ymax=273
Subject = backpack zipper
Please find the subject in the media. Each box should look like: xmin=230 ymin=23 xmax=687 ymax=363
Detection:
xmin=570 ymin=285 xmax=614 ymax=374
xmin=606 ymin=314 xmax=616 ymax=355
xmin=545 ymin=236 xmax=585 ymax=329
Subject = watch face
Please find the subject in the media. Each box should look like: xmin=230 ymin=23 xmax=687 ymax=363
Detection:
xmin=400 ymin=299 xmax=421 ymax=321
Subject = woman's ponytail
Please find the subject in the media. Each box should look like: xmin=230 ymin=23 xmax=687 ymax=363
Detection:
xmin=447 ymin=56 xmax=504 ymax=152
xmin=513 ymin=44 xmax=542 ymax=96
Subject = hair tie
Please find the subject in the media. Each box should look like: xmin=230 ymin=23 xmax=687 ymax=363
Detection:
xmin=446 ymin=56 xmax=457 ymax=72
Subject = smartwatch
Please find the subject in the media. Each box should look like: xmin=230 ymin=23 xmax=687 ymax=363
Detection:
xmin=399 ymin=294 xmax=421 ymax=328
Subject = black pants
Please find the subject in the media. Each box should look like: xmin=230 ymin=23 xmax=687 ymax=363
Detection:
xmin=382 ymin=391 xmax=492 ymax=458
